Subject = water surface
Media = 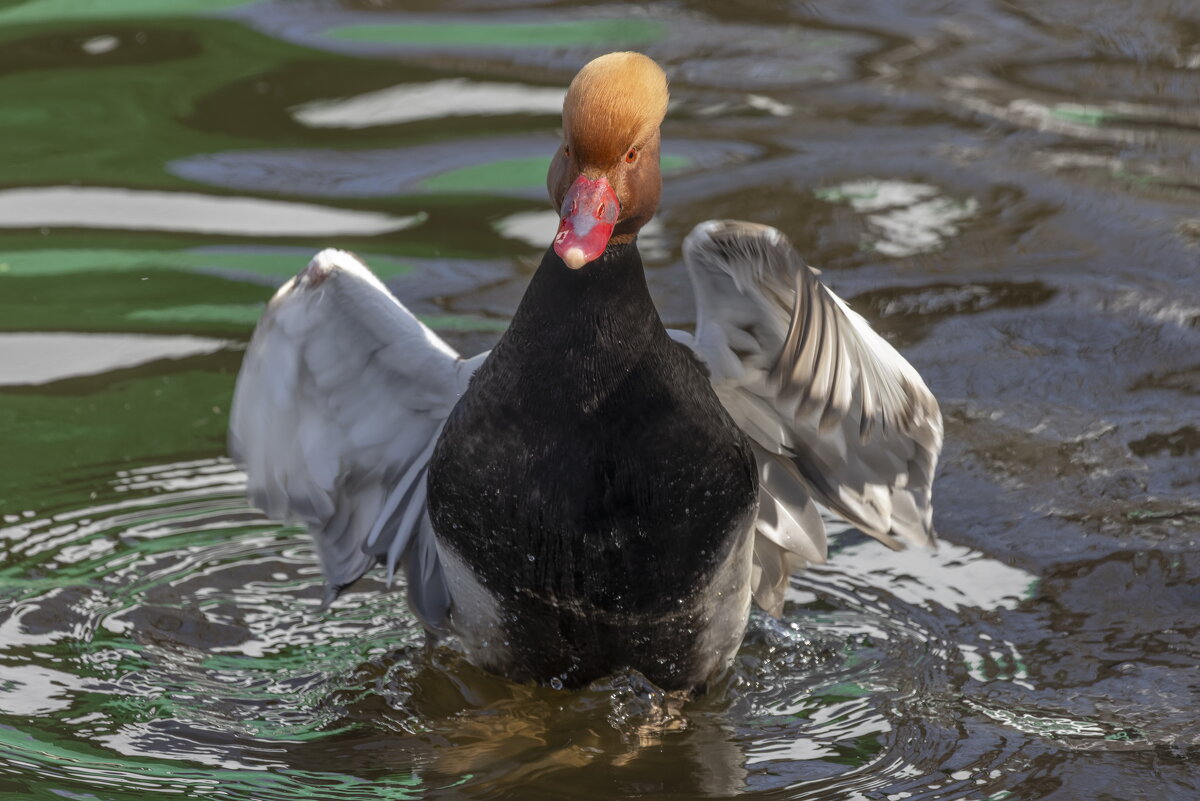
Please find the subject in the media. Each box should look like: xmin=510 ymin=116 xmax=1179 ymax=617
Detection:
xmin=1 ymin=0 xmax=1197 ymax=798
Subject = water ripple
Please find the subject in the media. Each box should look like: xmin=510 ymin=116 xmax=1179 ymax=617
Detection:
xmin=0 ymin=449 xmax=1185 ymax=799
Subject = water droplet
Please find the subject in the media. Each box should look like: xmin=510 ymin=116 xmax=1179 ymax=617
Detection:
xmin=526 ymin=553 xmax=535 ymax=562
xmin=549 ymin=677 xmax=563 ymax=690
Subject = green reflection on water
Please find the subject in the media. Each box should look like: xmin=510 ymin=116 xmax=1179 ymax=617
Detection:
xmin=0 ymin=0 xmax=251 ymax=24
xmin=0 ymin=723 xmax=423 ymax=800
xmin=0 ymin=16 xmax=332 ymax=190
xmin=0 ymin=355 xmax=236 ymax=508
xmin=126 ymin=303 xmax=267 ymax=326
xmin=329 ymin=18 xmax=665 ymax=48
xmin=0 ymin=269 xmax=267 ymax=336
xmin=419 ymin=315 xmax=510 ymax=333
xmin=421 ymin=156 xmax=551 ymax=192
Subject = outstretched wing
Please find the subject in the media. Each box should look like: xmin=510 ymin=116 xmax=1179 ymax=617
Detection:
xmin=228 ymin=249 xmax=485 ymax=629
xmin=672 ymin=220 xmax=943 ymax=615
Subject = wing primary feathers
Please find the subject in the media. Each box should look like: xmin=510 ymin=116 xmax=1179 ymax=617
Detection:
xmin=680 ymin=220 xmax=943 ymax=609
xmin=229 ymin=248 xmax=488 ymax=628
xmin=383 ymin=470 xmax=431 ymax=585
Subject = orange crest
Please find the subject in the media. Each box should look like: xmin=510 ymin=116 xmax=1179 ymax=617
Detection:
xmin=562 ymin=52 xmax=669 ymax=166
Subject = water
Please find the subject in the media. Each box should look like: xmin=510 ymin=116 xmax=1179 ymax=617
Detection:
xmin=1 ymin=0 xmax=1197 ymax=798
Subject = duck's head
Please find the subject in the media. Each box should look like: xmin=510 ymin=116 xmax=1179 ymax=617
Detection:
xmin=548 ymin=52 xmax=669 ymax=270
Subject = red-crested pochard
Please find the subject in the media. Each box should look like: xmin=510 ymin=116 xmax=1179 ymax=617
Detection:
xmin=229 ymin=52 xmax=942 ymax=691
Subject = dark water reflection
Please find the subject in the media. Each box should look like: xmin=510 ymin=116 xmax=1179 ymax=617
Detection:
xmin=0 ymin=0 xmax=1197 ymax=798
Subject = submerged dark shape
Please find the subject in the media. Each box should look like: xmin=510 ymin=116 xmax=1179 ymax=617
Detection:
xmin=228 ymin=52 xmax=942 ymax=691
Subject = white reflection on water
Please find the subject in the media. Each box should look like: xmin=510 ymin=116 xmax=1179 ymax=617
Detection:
xmin=816 ymin=179 xmax=979 ymax=258
xmin=113 ymin=458 xmax=248 ymax=495
xmin=0 ymin=187 xmax=425 ymax=237
xmin=0 ymin=332 xmax=229 ymax=386
xmin=815 ymin=527 xmax=1036 ymax=613
xmin=492 ymin=209 xmax=557 ymax=248
xmin=80 ymin=34 xmax=119 ymax=55
xmin=292 ymin=79 xmax=565 ymax=129
xmin=0 ymin=663 xmax=79 ymax=715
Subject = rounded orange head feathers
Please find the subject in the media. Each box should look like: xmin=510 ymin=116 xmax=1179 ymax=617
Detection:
xmin=549 ymin=52 xmax=670 ymax=269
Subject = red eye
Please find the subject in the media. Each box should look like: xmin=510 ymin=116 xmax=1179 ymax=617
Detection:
xmin=625 ymin=148 xmax=638 ymax=164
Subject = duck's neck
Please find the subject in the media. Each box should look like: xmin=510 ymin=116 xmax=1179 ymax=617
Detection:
xmin=513 ymin=241 xmax=659 ymax=333
xmin=495 ymin=241 xmax=666 ymax=405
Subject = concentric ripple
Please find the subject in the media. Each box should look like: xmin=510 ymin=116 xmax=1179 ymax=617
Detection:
xmin=3 ymin=457 xmax=1133 ymax=800
xmin=0 ymin=458 xmax=431 ymax=798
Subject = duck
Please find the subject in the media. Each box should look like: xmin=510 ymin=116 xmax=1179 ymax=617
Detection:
xmin=228 ymin=52 xmax=942 ymax=692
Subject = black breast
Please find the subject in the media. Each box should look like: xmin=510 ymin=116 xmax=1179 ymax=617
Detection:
xmin=427 ymin=244 xmax=758 ymax=687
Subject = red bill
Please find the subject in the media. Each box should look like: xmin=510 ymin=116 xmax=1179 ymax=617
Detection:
xmin=553 ymin=175 xmax=619 ymax=269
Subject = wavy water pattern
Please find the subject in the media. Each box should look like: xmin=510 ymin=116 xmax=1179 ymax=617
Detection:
xmin=1 ymin=458 xmax=1163 ymax=800
xmin=1 ymin=0 xmax=1198 ymax=797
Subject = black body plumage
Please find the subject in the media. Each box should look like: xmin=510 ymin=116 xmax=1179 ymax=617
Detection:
xmin=427 ymin=243 xmax=758 ymax=689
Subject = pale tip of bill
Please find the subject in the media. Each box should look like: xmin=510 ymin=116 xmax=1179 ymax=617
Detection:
xmin=562 ymin=246 xmax=588 ymax=270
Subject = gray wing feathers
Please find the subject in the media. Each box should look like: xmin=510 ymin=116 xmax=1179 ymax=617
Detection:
xmin=229 ymin=249 xmax=481 ymax=626
xmin=750 ymin=443 xmax=827 ymax=616
xmin=681 ymin=220 xmax=942 ymax=613
xmin=403 ymin=512 xmax=452 ymax=631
